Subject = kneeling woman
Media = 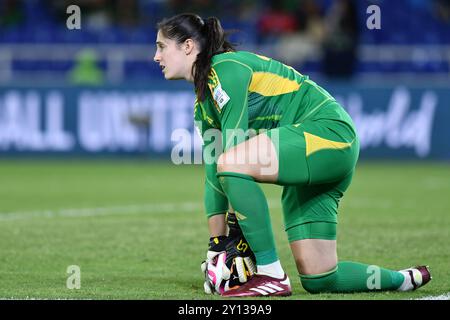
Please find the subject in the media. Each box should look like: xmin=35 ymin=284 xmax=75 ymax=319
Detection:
xmin=153 ymin=13 xmax=431 ymax=297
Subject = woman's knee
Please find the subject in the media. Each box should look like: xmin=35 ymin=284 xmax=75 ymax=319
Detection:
xmin=290 ymin=238 xmax=337 ymax=275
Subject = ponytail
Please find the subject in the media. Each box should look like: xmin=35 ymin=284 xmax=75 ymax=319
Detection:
xmin=194 ymin=17 xmax=235 ymax=101
xmin=157 ymin=14 xmax=236 ymax=101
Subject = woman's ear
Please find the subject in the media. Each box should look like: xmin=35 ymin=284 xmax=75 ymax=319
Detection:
xmin=184 ymin=39 xmax=195 ymax=55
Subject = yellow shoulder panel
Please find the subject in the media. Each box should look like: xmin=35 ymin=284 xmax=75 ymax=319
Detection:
xmin=249 ymin=72 xmax=300 ymax=96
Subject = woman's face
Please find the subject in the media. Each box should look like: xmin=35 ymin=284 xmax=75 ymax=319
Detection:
xmin=153 ymin=30 xmax=192 ymax=81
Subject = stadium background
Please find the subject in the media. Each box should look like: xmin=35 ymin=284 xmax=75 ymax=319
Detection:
xmin=0 ymin=0 xmax=449 ymax=300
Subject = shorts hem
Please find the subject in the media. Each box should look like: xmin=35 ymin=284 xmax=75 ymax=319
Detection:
xmin=286 ymin=221 xmax=337 ymax=243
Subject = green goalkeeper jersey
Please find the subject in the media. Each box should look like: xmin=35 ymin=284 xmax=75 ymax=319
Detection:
xmin=194 ymin=51 xmax=341 ymax=216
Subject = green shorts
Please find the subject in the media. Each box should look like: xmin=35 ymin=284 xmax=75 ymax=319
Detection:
xmin=265 ymin=102 xmax=359 ymax=242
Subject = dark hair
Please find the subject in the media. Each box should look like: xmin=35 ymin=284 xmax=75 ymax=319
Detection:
xmin=157 ymin=13 xmax=235 ymax=101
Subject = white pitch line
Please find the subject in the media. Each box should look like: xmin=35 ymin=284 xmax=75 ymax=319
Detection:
xmin=0 ymin=199 xmax=282 ymax=222
xmin=0 ymin=202 xmax=201 ymax=222
xmin=414 ymin=292 xmax=450 ymax=300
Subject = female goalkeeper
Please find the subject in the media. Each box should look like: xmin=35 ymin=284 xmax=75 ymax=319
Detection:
xmin=154 ymin=13 xmax=431 ymax=297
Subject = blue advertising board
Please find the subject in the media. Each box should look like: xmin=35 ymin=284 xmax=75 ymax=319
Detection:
xmin=0 ymin=82 xmax=449 ymax=160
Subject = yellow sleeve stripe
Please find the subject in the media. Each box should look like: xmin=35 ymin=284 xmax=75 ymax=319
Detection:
xmin=208 ymin=68 xmax=220 ymax=87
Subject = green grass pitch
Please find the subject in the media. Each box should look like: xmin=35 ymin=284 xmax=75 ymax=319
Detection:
xmin=0 ymin=159 xmax=448 ymax=300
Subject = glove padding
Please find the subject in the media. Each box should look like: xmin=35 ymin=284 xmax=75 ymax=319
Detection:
xmin=201 ymin=217 xmax=256 ymax=294
xmin=200 ymin=235 xmax=228 ymax=294
xmin=201 ymin=249 xmax=224 ymax=294
xmin=202 ymin=251 xmax=256 ymax=294
xmin=201 ymin=250 xmax=227 ymax=294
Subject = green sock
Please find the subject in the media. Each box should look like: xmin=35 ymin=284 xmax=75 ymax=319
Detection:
xmin=300 ymin=261 xmax=405 ymax=293
xmin=217 ymin=171 xmax=278 ymax=265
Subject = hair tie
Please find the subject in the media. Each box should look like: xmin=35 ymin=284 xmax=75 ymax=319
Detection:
xmin=197 ymin=15 xmax=205 ymax=27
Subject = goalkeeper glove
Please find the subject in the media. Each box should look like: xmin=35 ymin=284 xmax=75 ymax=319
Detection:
xmin=201 ymin=212 xmax=256 ymax=294
xmin=200 ymin=235 xmax=228 ymax=294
